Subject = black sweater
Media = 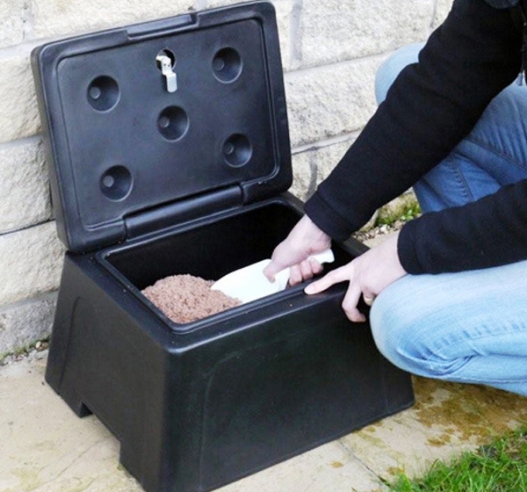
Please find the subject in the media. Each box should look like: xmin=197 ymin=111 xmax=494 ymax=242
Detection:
xmin=304 ymin=0 xmax=527 ymax=274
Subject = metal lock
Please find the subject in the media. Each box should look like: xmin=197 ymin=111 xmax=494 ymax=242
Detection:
xmin=156 ymin=54 xmax=177 ymax=93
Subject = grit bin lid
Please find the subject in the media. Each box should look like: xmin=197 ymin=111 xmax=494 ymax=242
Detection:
xmin=32 ymin=1 xmax=291 ymax=253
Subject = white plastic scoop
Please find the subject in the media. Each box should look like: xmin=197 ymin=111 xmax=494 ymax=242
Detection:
xmin=211 ymin=249 xmax=334 ymax=304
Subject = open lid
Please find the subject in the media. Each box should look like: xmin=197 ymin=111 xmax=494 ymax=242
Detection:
xmin=32 ymin=1 xmax=291 ymax=253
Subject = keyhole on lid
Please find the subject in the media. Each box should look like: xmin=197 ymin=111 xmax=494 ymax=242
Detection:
xmin=156 ymin=49 xmax=177 ymax=93
xmin=156 ymin=49 xmax=176 ymax=70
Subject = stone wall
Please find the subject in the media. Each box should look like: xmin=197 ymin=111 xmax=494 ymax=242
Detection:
xmin=0 ymin=0 xmax=453 ymax=355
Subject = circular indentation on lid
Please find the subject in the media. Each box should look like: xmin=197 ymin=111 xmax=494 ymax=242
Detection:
xmin=89 ymin=86 xmax=102 ymax=100
xmin=87 ymin=76 xmax=120 ymax=112
xmin=212 ymin=48 xmax=242 ymax=83
xmin=100 ymin=166 xmax=132 ymax=201
xmin=157 ymin=106 xmax=189 ymax=141
xmin=158 ymin=116 xmax=170 ymax=129
xmin=222 ymin=134 xmax=252 ymax=167
xmin=224 ymin=142 xmax=235 ymax=155
xmin=102 ymin=175 xmax=115 ymax=188
xmin=212 ymin=58 xmax=226 ymax=71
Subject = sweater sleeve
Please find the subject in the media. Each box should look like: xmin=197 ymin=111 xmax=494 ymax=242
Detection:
xmin=399 ymin=179 xmax=527 ymax=273
xmin=304 ymin=0 xmax=522 ymax=243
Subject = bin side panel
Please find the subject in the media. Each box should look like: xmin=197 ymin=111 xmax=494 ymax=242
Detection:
xmin=176 ymin=301 xmax=414 ymax=491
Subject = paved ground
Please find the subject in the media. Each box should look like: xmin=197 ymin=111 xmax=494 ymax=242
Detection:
xmin=1 ymin=351 xmax=527 ymax=492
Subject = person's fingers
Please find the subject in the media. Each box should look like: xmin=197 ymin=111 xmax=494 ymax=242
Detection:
xmin=263 ymin=246 xmax=313 ymax=282
xmin=263 ymin=244 xmax=289 ymax=281
xmin=263 ymin=259 xmax=283 ymax=281
xmin=304 ymin=265 xmax=352 ymax=295
xmin=304 ymin=262 xmax=367 ymax=322
xmin=264 ymin=216 xmax=330 ymax=281
xmin=275 ymin=257 xmax=325 ymax=287
xmin=362 ymin=288 xmax=376 ymax=306
xmin=308 ymin=257 xmax=323 ymax=276
xmin=342 ymin=284 xmax=367 ymax=323
xmin=288 ymin=264 xmax=303 ymax=286
xmin=263 ymin=264 xmax=275 ymax=281
xmin=299 ymin=259 xmax=315 ymax=280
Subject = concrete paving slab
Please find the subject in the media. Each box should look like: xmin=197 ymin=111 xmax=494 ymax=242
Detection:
xmin=0 ymin=354 xmax=142 ymax=492
xmin=2 ymin=351 xmax=527 ymax=491
xmin=341 ymin=377 xmax=527 ymax=481
xmin=216 ymin=441 xmax=386 ymax=492
xmin=0 ymin=353 xmax=386 ymax=492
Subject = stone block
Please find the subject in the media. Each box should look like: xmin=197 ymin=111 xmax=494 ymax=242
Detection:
xmin=290 ymin=135 xmax=384 ymax=230
xmin=32 ymin=0 xmax=293 ymax=68
xmin=0 ymin=222 xmax=65 ymax=307
xmin=0 ymin=293 xmax=57 ymax=356
xmin=295 ymin=0 xmax=435 ymax=69
xmin=0 ymin=49 xmax=41 ymax=144
xmin=432 ymin=0 xmax=455 ymax=30
xmin=285 ymin=57 xmax=382 ymax=148
xmin=32 ymin=0 xmax=209 ymax=40
xmin=273 ymin=0 xmax=296 ymax=71
xmin=205 ymin=0 xmax=295 ymax=70
xmin=0 ymin=0 xmax=26 ymax=49
xmin=290 ymin=150 xmax=315 ymax=201
xmin=290 ymin=136 xmax=356 ymax=200
xmin=0 ymin=138 xmax=51 ymax=234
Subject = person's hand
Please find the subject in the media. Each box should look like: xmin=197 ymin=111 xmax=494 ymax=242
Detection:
xmin=304 ymin=232 xmax=407 ymax=322
xmin=263 ymin=215 xmax=332 ymax=285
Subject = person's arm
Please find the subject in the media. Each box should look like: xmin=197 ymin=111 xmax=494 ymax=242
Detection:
xmin=265 ymin=0 xmax=525 ymax=321
xmin=266 ymin=0 xmax=522 ymax=283
xmin=305 ymin=0 xmax=522 ymax=242
xmin=399 ymin=180 xmax=527 ymax=273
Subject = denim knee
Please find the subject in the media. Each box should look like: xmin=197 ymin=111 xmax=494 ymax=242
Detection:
xmin=369 ymin=284 xmax=421 ymax=373
xmin=369 ymin=276 xmax=453 ymax=378
xmin=370 ymin=260 xmax=527 ymax=391
xmin=374 ymin=43 xmax=424 ymax=104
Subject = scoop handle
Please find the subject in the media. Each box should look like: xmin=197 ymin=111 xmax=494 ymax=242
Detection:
xmin=274 ymin=248 xmax=335 ymax=288
xmin=309 ymin=249 xmax=335 ymax=265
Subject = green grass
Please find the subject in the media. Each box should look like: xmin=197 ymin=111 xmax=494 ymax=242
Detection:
xmin=377 ymin=199 xmax=421 ymax=227
xmin=388 ymin=427 xmax=527 ymax=491
xmin=0 ymin=337 xmax=50 ymax=364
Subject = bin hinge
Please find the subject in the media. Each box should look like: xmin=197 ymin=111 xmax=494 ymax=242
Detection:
xmin=124 ymin=185 xmax=243 ymax=240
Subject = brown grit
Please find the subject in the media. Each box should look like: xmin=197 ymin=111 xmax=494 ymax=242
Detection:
xmin=142 ymin=274 xmax=241 ymax=324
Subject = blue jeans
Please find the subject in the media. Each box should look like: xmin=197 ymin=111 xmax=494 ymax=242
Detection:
xmin=370 ymin=44 xmax=527 ymax=396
